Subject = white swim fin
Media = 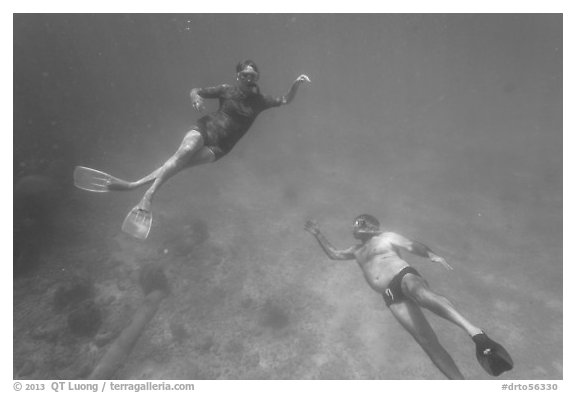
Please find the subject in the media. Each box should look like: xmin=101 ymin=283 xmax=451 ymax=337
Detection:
xmin=73 ymin=166 xmax=127 ymax=193
xmin=121 ymin=205 xmax=152 ymax=240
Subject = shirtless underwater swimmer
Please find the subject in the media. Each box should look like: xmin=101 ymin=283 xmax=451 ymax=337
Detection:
xmin=305 ymin=215 xmax=513 ymax=379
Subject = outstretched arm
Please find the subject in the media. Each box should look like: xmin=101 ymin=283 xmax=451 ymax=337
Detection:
xmin=388 ymin=232 xmax=453 ymax=270
xmin=304 ymin=220 xmax=356 ymax=261
xmin=280 ymin=75 xmax=311 ymax=105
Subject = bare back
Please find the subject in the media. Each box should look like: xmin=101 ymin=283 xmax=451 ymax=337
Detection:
xmin=353 ymin=232 xmax=411 ymax=293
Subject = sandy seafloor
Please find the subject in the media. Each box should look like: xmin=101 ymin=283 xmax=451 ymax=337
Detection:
xmin=13 ymin=14 xmax=562 ymax=380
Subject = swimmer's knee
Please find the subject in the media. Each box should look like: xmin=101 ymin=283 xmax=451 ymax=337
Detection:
xmin=180 ymin=144 xmax=195 ymax=156
xmin=407 ymin=285 xmax=435 ymax=306
xmin=413 ymin=288 xmax=452 ymax=310
xmin=185 ymin=129 xmax=204 ymax=140
xmin=402 ymin=276 xmax=430 ymax=303
xmin=179 ymin=131 xmax=204 ymax=154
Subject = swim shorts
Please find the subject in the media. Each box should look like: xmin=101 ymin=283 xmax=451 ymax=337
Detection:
xmin=192 ymin=125 xmax=226 ymax=161
xmin=383 ymin=266 xmax=421 ymax=307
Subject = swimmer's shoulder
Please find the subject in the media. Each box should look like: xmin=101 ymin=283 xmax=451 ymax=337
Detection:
xmin=374 ymin=231 xmax=401 ymax=246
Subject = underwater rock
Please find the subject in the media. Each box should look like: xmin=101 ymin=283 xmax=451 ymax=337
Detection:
xmin=89 ymin=290 xmax=167 ymax=379
xmin=67 ymin=300 xmax=102 ymax=337
xmin=138 ymin=265 xmax=169 ymax=296
xmin=53 ymin=277 xmax=95 ymax=311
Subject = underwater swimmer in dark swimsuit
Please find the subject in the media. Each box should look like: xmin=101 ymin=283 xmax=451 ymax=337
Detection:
xmin=74 ymin=60 xmax=310 ymax=239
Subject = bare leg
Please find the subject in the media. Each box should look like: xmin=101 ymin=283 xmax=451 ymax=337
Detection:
xmin=118 ymin=130 xmax=216 ymax=239
xmin=134 ymin=130 xmax=214 ymax=211
xmin=105 ymin=168 xmax=161 ymax=191
xmin=105 ymin=130 xmax=214 ymax=193
xmin=388 ymin=300 xmax=464 ymax=379
xmin=402 ymin=274 xmax=483 ymax=337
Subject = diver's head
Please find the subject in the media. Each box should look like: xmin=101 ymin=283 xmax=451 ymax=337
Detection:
xmin=236 ymin=60 xmax=260 ymax=85
xmin=352 ymin=214 xmax=381 ymax=241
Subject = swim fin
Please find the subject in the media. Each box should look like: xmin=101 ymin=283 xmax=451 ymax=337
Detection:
xmin=473 ymin=332 xmax=513 ymax=376
xmin=73 ymin=166 xmax=128 ymax=193
xmin=121 ymin=205 xmax=152 ymax=240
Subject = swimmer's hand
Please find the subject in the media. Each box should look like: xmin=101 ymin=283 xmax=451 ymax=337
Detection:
xmin=190 ymin=90 xmax=206 ymax=112
xmin=304 ymin=219 xmax=321 ymax=236
xmin=430 ymin=253 xmax=453 ymax=270
xmin=191 ymin=96 xmax=206 ymax=112
xmin=282 ymin=76 xmax=311 ymax=105
xmin=295 ymin=74 xmax=311 ymax=84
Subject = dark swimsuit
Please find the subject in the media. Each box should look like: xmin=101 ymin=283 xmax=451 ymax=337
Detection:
xmin=382 ymin=266 xmax=421 ymax=307
xmin=193 ymin=84 xmax=283 ymax=160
